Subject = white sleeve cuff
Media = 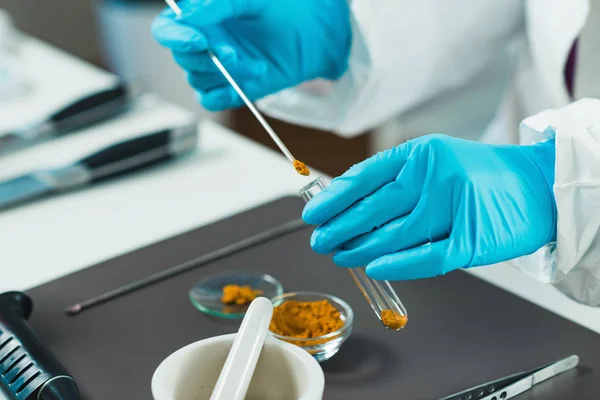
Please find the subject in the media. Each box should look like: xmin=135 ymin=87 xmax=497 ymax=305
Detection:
xmin=509 ymin=98 xmax=600 ymax=306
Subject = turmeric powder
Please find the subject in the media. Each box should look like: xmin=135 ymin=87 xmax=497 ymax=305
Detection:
xmin=269 ymin=299 xmax=344 ymax=346
xmin=293 ymin=159 xmax=311 ymax=176
xmin=221 ymin=284 xmax=263 ymax=305
xmin=381 ymin=309 xmax=408 ymax=330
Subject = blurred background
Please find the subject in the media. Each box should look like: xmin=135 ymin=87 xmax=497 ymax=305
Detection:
xmin=2 ymin=0 xmax=371 ymax=177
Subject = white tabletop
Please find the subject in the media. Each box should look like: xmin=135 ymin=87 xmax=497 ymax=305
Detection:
xmin=2 ymin=36 xmax=600 ymax=336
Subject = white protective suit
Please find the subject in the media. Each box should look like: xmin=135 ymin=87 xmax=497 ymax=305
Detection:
xmin=257 ymin=0 xmax=600 ymax=306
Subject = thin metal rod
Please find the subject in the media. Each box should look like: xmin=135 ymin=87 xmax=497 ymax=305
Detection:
xmin=208 ymin=54 xmax=295 ymax=163
xmin=65 ymin=218 xmax=307 ymax=316
xmin=165 ymin=0 xmax=296 ymax=163
xmin=165 ymin=0 xmax=181 ymax=13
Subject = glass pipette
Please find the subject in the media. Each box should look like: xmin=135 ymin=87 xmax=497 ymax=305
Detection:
xmin=299 ymin=176 xmax=408 ymax=330
xmin=165 ymin=0 xmax=310 ymax=176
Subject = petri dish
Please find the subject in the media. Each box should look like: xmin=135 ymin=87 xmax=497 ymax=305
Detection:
xmin=189 ymin=271 xmax=283 ymax=318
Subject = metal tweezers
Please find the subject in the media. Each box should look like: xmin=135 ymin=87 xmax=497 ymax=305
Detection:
xmin=440 ymin=354 xmax=579 ymax=400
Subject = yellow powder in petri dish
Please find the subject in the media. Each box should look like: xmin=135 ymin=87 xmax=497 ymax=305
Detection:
xmin=381 ymin=309 xmax=408 ymax=330
xmin=221 ymin=284 xmax=263 ymax=306
xmin=293 ymin=160 xmax=311 ymax=176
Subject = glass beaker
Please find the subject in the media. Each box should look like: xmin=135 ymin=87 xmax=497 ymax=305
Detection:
xmin=299 ymin=176 xmax=408 ymax=330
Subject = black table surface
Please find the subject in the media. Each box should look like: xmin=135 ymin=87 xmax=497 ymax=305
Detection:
xmin=25 ymin=196 xmax=600 ymax=399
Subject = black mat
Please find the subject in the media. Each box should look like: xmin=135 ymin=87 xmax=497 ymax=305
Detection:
xmin=24 ymin=196 xmax=600 ymax=400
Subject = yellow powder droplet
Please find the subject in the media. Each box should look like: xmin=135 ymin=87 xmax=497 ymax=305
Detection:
xmin=293 ymin=160 xmax=310 ymax=176
xmin=381 ymin=309 xmax=408 ymax=330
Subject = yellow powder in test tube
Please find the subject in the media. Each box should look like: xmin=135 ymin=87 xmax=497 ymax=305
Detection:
xmin=381 ymin=309 xmax=408 ymax=330
xmin=293 ymin=160 xmax=311 ymax=176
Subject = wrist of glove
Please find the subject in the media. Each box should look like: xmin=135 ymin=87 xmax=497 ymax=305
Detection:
xmin=151 ymin=0 xmax=352 ymax=111
xmin=302 ymin=134 xmax=557 ymax=281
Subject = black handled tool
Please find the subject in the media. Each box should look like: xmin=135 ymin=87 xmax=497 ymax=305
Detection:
xmin=0 ymin=121 xmax=198 ymax=211
xmin=0 ymin=83 xmax=131 ymax=154
xmin=0 ymin=292 xmax=81 ymax=400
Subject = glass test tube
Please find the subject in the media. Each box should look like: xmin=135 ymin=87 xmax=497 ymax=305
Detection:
xmin=299 ymin=176 xmax=408 ymax=330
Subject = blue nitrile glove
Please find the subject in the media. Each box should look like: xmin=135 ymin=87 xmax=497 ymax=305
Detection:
xmin=302 ymin=133 xmax=557 ymax=281
xmin=151 ymin=0 xmax=352 ymax=111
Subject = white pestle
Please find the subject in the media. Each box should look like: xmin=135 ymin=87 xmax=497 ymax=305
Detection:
xmin=209 ymin=297 xmax=274 ymax=400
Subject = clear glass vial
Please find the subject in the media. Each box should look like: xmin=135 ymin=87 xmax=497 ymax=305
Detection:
xmin=299 ymin=176 xmax=408 ymax=330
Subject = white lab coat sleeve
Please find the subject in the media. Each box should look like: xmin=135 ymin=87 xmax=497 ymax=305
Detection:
xmin=256 ymin=0 xmax=524 ymax=137
xmin=511 ymin=98 xmax=600 ymax=306
xmin=255 ymin=10 xmax=371 ymax=136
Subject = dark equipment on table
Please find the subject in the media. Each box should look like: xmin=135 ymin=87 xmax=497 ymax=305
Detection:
xmin=0 ymin=122 xmax=197 ymax=212
xmin=0 ymin=292 xmax=81 ymax=400
xmin=0 ymin=83 xmax=132 ymax=155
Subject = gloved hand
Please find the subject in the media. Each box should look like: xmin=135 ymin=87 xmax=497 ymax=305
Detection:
xmin=302 ymin=134 xmax=557 ymax=280
xmin=152 ymin=0 xmax=352 ymax=111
